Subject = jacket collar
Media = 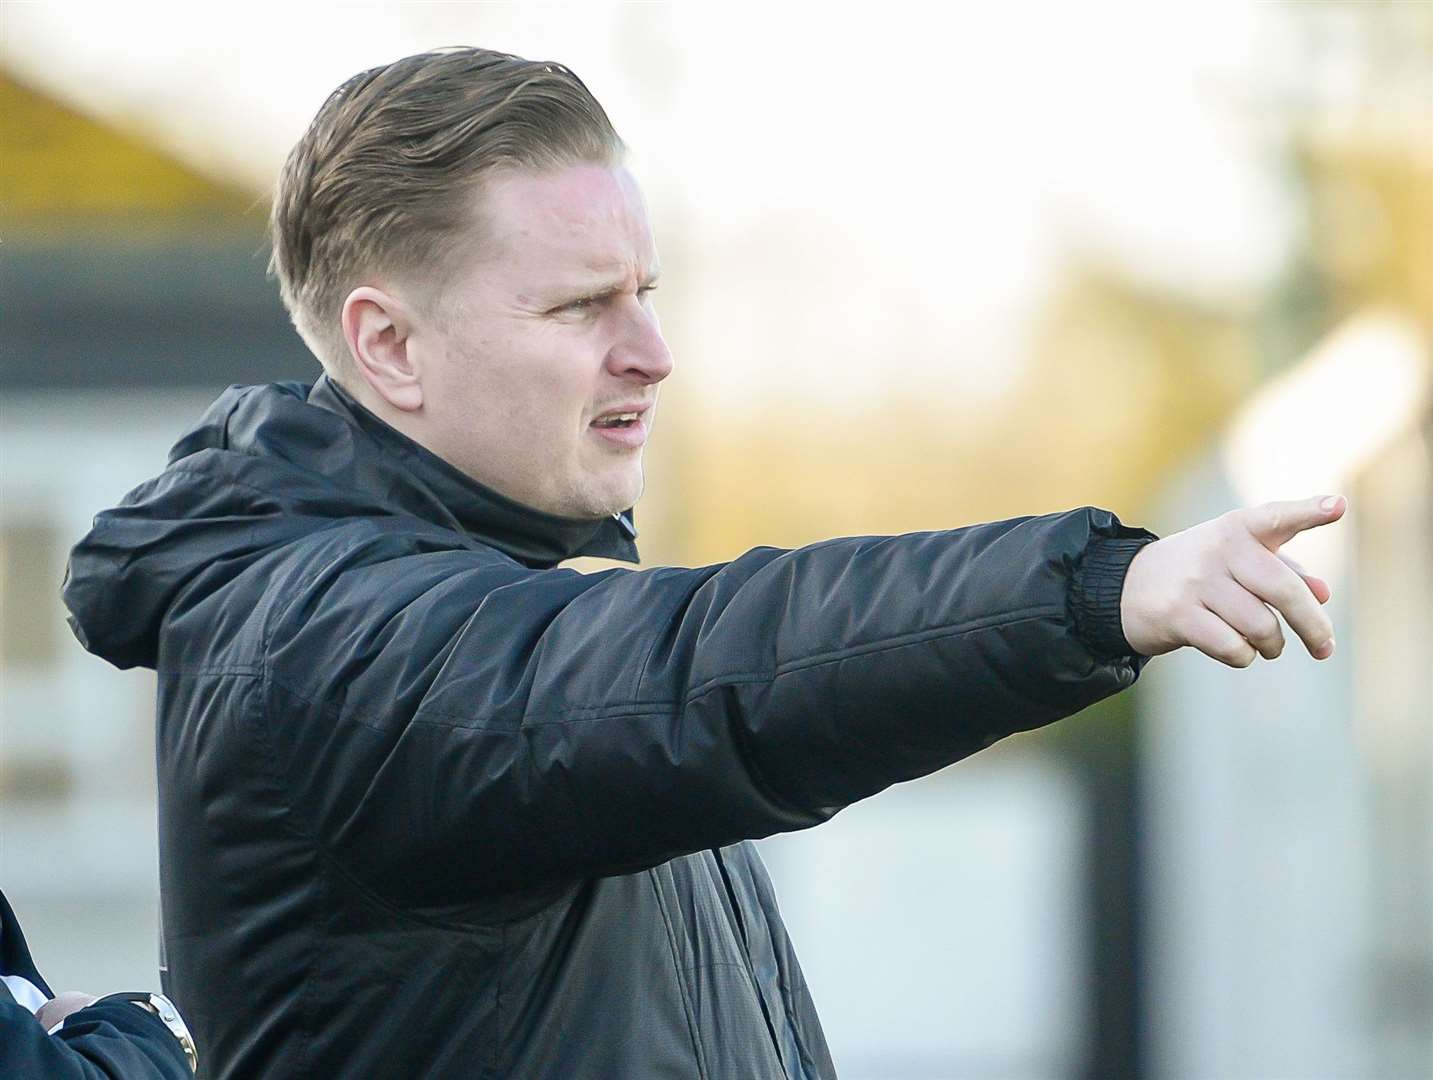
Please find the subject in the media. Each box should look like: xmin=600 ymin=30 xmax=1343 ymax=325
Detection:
xmin=306 ymin=376 xmax=639 ymax=568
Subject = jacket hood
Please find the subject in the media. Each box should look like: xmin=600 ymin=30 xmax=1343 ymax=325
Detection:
xmin=63 ymin=377 xmax=639 ymax=670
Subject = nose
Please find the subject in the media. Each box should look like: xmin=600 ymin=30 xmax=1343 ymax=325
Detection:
xmin=606 ymin=299 xmax=674 ymax=384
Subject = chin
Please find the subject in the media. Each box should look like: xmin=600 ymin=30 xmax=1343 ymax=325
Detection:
xmin=578 ymin=467 xmax=644 ymax=519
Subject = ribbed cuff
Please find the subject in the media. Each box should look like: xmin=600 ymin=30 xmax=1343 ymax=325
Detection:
xmin=1070 ymin=536 xmax=1157 ymax=661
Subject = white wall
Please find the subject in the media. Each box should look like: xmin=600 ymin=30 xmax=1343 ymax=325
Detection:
xmin=760 ymin=754 xmax=1088 ymax=1080
xmin=2 ymin=390 xmax=211 ymax=993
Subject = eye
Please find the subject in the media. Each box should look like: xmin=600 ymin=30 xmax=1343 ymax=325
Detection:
xmin=550 ymin=296 xmax=597 ymax=317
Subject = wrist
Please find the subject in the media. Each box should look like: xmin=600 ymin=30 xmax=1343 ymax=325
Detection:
xmin=1070 ymin=535 xmax=1157 ymax=660
xmin=91 ymin=991 xmax=198 ymax=1074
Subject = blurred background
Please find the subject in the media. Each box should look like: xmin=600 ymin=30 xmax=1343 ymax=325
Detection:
xmin=1 ymin=2 xmax=1430 ymax=1077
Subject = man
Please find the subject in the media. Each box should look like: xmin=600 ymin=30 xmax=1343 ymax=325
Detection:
xmin=1 ymin=888 xmax=197 ymax=1077
xmin=63 ymin=47 xmax=1342 ymax=1079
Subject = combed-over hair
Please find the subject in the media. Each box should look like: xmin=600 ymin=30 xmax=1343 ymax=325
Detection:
xmin=268 ymin=47 xmax=625 ymax=375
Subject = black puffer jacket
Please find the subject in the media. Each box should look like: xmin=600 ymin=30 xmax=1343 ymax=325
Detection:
xmin=64 ymin=377 xmax=1156 ymax=1079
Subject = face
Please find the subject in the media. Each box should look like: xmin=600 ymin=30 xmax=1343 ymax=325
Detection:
xmin=406 ymin=163 xmax=671 ymax=520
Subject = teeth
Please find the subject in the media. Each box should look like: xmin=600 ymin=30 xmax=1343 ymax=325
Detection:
xmin=597 ymin=412 xmax=639 ymax=425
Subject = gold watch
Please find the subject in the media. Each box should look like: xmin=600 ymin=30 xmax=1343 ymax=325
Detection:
xmin=95 ymin=991 xmax=198 ymax=1074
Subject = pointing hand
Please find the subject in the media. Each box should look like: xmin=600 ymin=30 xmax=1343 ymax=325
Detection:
xmin=1119 ymin=495 xmax=1345 ymax=667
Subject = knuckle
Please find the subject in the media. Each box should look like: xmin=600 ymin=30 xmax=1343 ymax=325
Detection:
xmin=1216 ymin=514 xmax=1245 ymax=546
xmin=1195 ymin=549 xmax=1231 ymax=588
xmin=1261 ymin=635 xmax=1284 ymax=659
xmin=1211 ymin=636 xmax=1252 ymax=667
xmin=1175 ymin=614 xmax=1206 ymax=649
xmin=1166 ymin=587 xmax=1199 ymax=625
xmin=1302 ymin=615 xmax=1334 ymax=646
xmin=1270 ymin=582 xmax=1302 ymax=613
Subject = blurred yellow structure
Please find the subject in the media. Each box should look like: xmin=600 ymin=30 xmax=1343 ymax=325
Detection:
xmin=1 ymin=73 xmax=257 ymax=237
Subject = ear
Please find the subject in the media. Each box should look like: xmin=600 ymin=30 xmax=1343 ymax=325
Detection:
xmin=341 ymin=286 xmax=424 ymax=412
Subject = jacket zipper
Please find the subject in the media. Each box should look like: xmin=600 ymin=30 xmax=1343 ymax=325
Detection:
xmin=711 ymin=847 xmax=794 ymax=1079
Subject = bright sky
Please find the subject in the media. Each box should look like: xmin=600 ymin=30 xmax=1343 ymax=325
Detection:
xmin=1 ymin=0 xmax=1300 ymax=407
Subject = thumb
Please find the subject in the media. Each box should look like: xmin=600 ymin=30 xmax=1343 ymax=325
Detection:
xmin=1244 ymin=494 xmax=1347 ymax=550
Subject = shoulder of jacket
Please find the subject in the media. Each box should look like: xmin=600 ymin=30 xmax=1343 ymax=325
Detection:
xmin=258 ymin=518 xmax=522 ymax=643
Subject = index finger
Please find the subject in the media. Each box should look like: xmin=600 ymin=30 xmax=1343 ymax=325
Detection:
xmin=1241 ymin=495 xmax=1347 ymax=550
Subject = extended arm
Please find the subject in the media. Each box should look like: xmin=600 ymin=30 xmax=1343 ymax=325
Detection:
xmin=262 ymin=505 xmax=1153 ymax=907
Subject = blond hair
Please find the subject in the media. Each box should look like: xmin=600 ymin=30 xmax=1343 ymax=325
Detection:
xmin=268 ymin=47 xmax=625 ymax=374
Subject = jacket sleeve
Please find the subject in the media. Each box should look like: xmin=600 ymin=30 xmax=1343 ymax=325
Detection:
xmin=0 ymin=1002 xmax=191 ymax=1080
xmin=261 ymin=506 xmax=1156 ymax=906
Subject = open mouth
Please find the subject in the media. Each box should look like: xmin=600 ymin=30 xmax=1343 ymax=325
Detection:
xmin=591 ymin=412 xmax=642 ymax=429
xmin=589 ymin=406 xmax=650 ymax=448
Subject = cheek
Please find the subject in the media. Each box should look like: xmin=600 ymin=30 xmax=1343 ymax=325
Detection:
xmin=520 ymin=342 xmax=600 ymax=425
xmin=443 ymin=331 xmax=594 ymax=443
xmin=443 ymin=337 xmax=538 ymax=414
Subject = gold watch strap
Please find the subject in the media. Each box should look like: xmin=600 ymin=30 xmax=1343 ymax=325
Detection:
xmin=93 ymin=991 xmax=198 ymax=1074
xmin=132 ymin=994 xmax=198 ymax=1074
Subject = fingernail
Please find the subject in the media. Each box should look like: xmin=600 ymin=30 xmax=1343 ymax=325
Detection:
xmin=1318 ymin=637 xmax=1336 ymax=659
xmin=1320 ymin=496 xmax=1342 ymax=512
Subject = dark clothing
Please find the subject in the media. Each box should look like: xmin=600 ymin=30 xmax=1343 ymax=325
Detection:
xmin=0 ymin=890 xmax=192 ymax=1079
xmin=64 ymin=377 xmax=1156 ymax=1079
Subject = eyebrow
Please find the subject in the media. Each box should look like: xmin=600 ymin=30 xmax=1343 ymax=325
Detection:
xmin=582 ymin=263 xmax=662 ymax=288
xmin=547 ymin=264 xmax=662 ymax=304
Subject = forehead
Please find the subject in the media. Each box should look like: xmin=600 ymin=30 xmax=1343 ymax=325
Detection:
xmin=473 ymin=163 xmax=657 ymax=280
